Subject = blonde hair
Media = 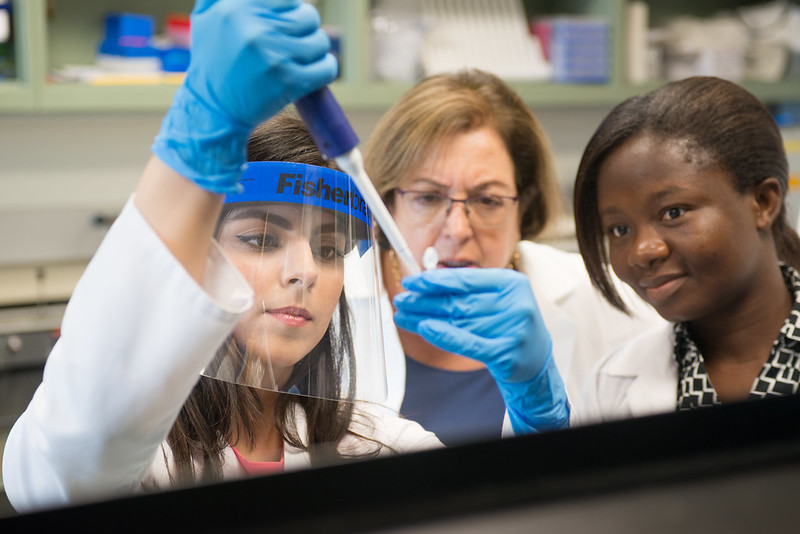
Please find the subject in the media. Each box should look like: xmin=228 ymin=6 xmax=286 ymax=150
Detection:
xmin=364 ymin=69 xmax=562 ymax=239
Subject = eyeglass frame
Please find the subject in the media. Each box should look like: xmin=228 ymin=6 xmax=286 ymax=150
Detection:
xmin=394 ymin=188 xmax=520 ymax=227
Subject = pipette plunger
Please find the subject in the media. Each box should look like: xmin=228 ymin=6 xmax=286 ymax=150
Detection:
xmin=295 ymin=87 xmax=421 ymax=275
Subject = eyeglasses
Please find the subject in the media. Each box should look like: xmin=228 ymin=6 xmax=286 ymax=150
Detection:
xmin=395 ymin=189 xmax=519 ymax=228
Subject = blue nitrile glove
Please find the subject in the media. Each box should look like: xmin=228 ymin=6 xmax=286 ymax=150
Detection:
xmin=393 ymin=268 xmax=570 ymax=434
xmin=151 ymin=0 xmax=338 ymax=194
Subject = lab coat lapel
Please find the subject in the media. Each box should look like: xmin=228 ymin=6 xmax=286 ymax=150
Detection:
xmin=284 ymin=405 xmax=313 ymax=471
xmin=612 ymin=324 xmax=677 ymax=418
xmin=521 ymin=245 xmax=579 ymax=304
xmin=518 ymin=243 xmax=579 ymax=381
xmin=626 ymin=364 xmax=678 ymax=417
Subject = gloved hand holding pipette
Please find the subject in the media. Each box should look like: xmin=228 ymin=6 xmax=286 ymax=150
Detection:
xmin=295 ymin=89 xmax=421 ymax=275
xmin=393 ymin=268 xmax=570 ymax=434
xmin=152 ymin=0 xmax=337 ymax=194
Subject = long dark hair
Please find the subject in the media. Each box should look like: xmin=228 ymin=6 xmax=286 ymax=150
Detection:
xmin=165 ymin=112 xmax=377 ymax=485
xmin=574 ymin=76 xmax=800 ymax=312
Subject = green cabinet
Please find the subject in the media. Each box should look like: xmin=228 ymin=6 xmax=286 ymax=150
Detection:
xmin=1 ymin=0 xmax=798 ymax=113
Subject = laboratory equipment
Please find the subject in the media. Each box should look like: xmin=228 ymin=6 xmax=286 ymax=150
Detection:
xmin=422 ymin=246 xmax=438 ymax=271
xmin=295 ymin=87 xmax=421 ymax=275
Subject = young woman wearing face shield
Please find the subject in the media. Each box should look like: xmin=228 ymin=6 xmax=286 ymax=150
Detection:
xmin=163 ymin=114 xmax=437 ymax=487
xmin=2 ymin=1 xmax=440 ymax=513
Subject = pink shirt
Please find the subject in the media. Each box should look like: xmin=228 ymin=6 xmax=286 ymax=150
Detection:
xmin=231 ymin=446 xmax=285 ymax=476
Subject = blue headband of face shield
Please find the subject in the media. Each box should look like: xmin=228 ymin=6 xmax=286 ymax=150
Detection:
xmin=224 ymin=161 xmax=373 ymax=256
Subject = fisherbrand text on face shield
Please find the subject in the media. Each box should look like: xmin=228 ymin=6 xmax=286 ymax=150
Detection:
xmin=277 ymin=172 xmax=371 ymax=220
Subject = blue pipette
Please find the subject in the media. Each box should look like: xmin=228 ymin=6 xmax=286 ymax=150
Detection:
xmin=295 ymin=87 xmax=421 ymax=275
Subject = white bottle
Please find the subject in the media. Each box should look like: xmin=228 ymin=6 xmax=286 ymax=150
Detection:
xmin=0 ymin=0 xmax=9 ymax=44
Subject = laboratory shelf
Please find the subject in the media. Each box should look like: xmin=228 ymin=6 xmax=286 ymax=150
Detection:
xmin=31 ymin=78 xmax=800 ymax=113
xmin=337 ymin=82 xmax=645 ymax=111
xmin=335 ymin=78 xmax=800 ymax=111
xmin=514 ymin=80 xmax=800 ymax=109
xmin=0 ymin=81 xmax=35 ymax=111
xmin=513 ymin=82 xmax=655 ymax=108
xmin=2 ymin=0 xmax=799 ymax=114
xmin=31 ymin=77 xmax=800 ymax=113
xmin=736 ymin=81 xmax=800 ymax=105
xmin=39 ymin=83 xmax=180 ymax=112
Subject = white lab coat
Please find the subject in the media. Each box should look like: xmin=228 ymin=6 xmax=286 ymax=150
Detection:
xmin=373 ymin=240 xmax=666 ymax=432
xmin=2 ymin=198 xmax=441 ymax=513
xmin=573 ymin=322 xmax=677 ymax=425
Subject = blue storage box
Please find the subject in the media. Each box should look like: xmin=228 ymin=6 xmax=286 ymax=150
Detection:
xmin=98 ymin=13 xmax=158 ymax=58
xmin=533 ymin=17 xmax=610 ymax=84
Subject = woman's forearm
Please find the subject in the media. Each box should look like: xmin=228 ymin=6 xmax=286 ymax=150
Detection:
xmin=135 ymin=155 xmax=225 ymax=284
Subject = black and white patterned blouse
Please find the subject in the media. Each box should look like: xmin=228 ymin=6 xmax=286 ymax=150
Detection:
xmin=676 ymin=264 xmax=800 ymax=411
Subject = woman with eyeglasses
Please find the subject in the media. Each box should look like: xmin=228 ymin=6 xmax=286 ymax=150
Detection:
xmin=360 ymin=69 xmax=665 ymax=445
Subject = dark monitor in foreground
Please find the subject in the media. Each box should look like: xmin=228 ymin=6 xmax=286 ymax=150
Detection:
xmin=3 ymin=394 xmax=800 ymax=533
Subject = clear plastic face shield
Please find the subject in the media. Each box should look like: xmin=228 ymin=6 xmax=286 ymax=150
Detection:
xmin=202 ymin=161 xmax=387 ymax=403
